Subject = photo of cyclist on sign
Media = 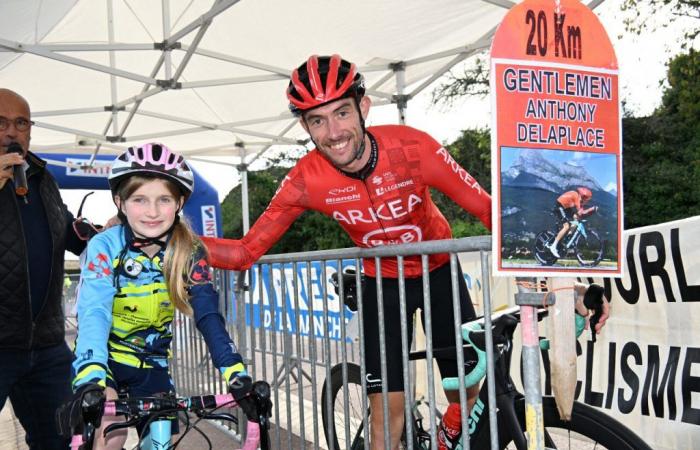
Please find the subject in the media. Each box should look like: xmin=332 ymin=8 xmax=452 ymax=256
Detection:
xmin=547 ymin=187 xmax=598 ymax=258
xmin=498 ymin=147 xmax=618 ymax=271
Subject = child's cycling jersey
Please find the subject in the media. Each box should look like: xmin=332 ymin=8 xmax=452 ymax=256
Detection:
xmin=202 ymin=124 xmax=492 ymax=278
xmin=72 ymin=225 xmax=243 ymax=391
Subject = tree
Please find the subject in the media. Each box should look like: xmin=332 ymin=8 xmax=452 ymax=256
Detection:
xmin=621 ymin=0 xmax=699 ymax=49
xmin=622 ymin=49 xmax=700 ymax=227
xmin=220 ymin=166 xmax=352 ymax=254
xmin=430 ymin=128 xmax=492 ymax=237
xmin=431 ymin=56 xmax=490 ymax=107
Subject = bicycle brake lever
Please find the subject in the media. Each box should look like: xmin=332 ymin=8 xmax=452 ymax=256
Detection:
xmin=198 ymin=412 xmax=238 ymax=423
xmin=103 ymin=416 xmax=141 ymax=436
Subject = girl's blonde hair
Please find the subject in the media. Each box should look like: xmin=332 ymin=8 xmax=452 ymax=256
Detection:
xmin=116 ymin=175 xmax=207 ymax=316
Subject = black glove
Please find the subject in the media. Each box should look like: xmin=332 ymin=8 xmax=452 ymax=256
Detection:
xmin=56 ymin=383 xmax=105 ymax=438
xmin=583 ymin=283 xmax=605 ymax=342
xmin=229 ymin=375 xmax=256 ymax=421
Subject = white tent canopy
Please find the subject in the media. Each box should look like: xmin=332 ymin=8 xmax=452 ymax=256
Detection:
xmin=0 ymin=0 xmax=604 ymax=166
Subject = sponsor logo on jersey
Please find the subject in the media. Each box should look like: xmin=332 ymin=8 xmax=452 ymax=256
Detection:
xmin=332 ymin=194 xmax=423 ymax=225
xmin=329 ymin=185 xmax=357 ymax=195
xmin=362 ymin=225 xmax=422 ymax=246
xmin=371 ymin=175 xmax=383 ymax=185
xmin=325 ymin=193 xmax=361 ymax=205
xmin=374 ymin=178 xmax=414 ymax=196
xmin=326 ymin=184 xmax=361 ymax=204
xmin=436 ymin=147 xmax=483 ymax=193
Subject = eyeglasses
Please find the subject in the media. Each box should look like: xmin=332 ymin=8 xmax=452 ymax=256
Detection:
xmin=72 ymin=192 xmax=103 ymax=241
xmin=0 ymin=116 xmax=34 ymax=132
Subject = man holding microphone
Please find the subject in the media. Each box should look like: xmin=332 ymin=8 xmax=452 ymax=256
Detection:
xmin=0 ymin=88 xmax=87 ymax=449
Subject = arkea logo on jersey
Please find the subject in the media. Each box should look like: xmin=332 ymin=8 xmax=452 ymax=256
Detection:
xmin=436 ymin=147 xmax=483 ymax=193
xmin=375 ymin=179 xmax=414 ymax=196
xmin=274 ymin=175 xmax=292 ymax=196
xmin=332 ymin=194 xmax=422 ymax=225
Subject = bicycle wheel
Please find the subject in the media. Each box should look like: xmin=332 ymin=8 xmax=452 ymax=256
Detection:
xmin=533 ymin=231 xmax=557 ymax=265
xmin=321 ymin=363 xmax=368 ymax=450
xmin=499 ymin=396 xmax=652 ymax=450
xmin=575 ymin=230 xmax=604 ymax=267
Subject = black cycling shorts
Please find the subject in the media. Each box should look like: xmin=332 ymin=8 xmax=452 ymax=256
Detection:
xmin=108 ymin=361 xmax=179 ymax=435
xmin=553 ymin=204 xmax=576 ymax=224
xmin=361 ymin=262 xmax=477 ymax=394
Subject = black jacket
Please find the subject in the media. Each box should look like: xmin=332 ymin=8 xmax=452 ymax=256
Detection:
xmin=0 ymin=152 xmax=85 ymax=349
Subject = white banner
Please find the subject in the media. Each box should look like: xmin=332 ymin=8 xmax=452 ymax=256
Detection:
xmin=572 ymin=215 xmax=700 ymax=449
xmin=460 ymin=216 xmax=699 ymax=448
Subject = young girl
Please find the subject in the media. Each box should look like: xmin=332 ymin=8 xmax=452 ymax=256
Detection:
xmin=71 ymin=143 xmax=247 ymax=449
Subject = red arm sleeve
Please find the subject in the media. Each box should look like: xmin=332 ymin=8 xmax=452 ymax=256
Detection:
xmin=418 ymin=131 xmax=492 ymax=230
xmin=202 ymin=169 xmax=308 ymax=270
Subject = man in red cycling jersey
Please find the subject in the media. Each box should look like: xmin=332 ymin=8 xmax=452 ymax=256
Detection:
xmin=548 ymin=187 xmax=598 ymax=258
xmin=201 ymin=54 xmax=492 ymax=450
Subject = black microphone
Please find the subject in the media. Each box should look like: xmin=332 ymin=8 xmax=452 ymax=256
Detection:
xmin=7 ymin=142 xmax=28 ymax=197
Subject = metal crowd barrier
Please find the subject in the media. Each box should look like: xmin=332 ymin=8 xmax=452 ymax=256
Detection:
xmin=65 ymin=236 xmax=497 ymax=449
xmin=170 ymin=235 xmax=497 ymax=449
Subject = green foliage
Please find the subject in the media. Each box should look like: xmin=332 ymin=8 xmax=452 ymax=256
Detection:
xmin=221 ymin=166 xmax=353 ymax=253
xmin=431 ymin=55 xmax=490 ymax=107
xmin=430 ymin=128 xmax=492 ymax=237
xmin=622 ymin=50 xmax=700 ymax=228
xmin=620 ymin=0 xmax=699 ymax=49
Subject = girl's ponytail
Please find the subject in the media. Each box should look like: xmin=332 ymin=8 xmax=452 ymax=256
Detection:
xmin=163 ymin=218 xmax=202 ymax=316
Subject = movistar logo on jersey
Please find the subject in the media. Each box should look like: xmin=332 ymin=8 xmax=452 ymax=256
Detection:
xmin=332 ymin=194 xmax=423 ymax=225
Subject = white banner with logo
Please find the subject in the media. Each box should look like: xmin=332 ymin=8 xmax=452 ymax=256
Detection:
xmin=575 ymin=215 xmax=700 ymax=449
xmin=467 ymin=216 xmax=699 ymax=449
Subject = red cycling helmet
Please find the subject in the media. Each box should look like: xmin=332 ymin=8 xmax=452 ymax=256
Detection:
xmin=287 ymin=54 xmax=366 ymax=116
xmin=577 ymin=187 xmax=592 ymax=200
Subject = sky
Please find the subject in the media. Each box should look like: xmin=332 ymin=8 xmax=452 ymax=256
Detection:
xmin=56 ymin=0 xmax=697 ymax=257
xmin=500 ymin=147 xmax=618 ymax=192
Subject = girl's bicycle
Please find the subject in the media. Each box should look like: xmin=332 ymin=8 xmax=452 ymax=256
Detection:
xmin=533 ymin=216 xmax=605 ymax=267
xmin=322 ymin=274 xmax=650 ymax=449
xmin=57 ymin=380 xmax=273 ymax=450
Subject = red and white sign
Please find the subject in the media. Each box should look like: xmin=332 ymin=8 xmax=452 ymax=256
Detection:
xmin=491 ymin=0 xmax=623 ymax=277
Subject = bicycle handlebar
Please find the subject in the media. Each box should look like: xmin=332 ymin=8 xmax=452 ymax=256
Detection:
xmin=69 ymin=386 xmax=271 ymax=450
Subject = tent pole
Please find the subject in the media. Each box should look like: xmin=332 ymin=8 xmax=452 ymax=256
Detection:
xmin=392 ymin=61 xmax=407 ymax=125
xmin=163 ymin=0 xmax=173 ymax=81
xmin=238 ymin=143 xmax=250 ymax=234
xmin=107 ymin=0 xmax=119 ymax=136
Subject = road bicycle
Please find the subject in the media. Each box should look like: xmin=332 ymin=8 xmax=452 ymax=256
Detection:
xmin=58 ymin=381 xmax=272 ymax=450
xmin=322 ymin=273 xmax=651 ymax=450
xmin=533 ymin=214 xmax=604 ymax=267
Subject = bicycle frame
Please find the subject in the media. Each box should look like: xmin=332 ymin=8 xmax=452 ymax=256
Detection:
xmin=562 ymin=220 xmax=587 ymax=250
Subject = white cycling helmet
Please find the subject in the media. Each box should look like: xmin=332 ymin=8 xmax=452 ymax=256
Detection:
xmin=108 ymin=143 xmax=195 ymax=197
